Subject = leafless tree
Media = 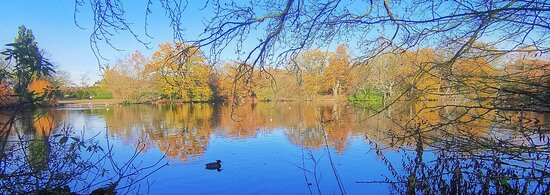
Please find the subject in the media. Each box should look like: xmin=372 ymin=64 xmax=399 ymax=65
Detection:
xmin=74 ymin=1 xmax=550 ymax=192
xmin=75 ymin=0 xmax=549 ymax=107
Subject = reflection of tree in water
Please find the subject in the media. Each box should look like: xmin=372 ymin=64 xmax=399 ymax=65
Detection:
xmin=360 ymin=100 xmax=550 ymax=194
xmin=258 ymin=102 xmax=356 ymax=153
xmin=286 ymin=127 xmax=325 ymax=149
xmin=101 ymin=102 xmax=360 ymax=159
xmin=102 ymin=105 xmax=164 ymax=147
xmin=217 ymin=103 xmax=274 ymax=139
xmin=361 ymin=100 xmax=495 ymax=149
xmin=215 ymin=102 xmax=356 ymax=153
xmin=29 ymin=111 xmax=56 ymax=171
xmin=2 ymin=110 xmax=74 ymax=175
xmin=1 ymin=109 xmax=167 ymax=194
xmin=0 ymin=111 xmax=59 ymax=173
xmin=102 ymin=104 xmax=214 ymax=161
xmin=153 ymin=104 xmax=214 ymax=161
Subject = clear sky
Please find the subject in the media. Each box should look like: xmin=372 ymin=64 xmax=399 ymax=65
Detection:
xmin=0 ymin=0 xmax=211 ymax=85
xmin=0 ymin=1 xmax=364 ymax=86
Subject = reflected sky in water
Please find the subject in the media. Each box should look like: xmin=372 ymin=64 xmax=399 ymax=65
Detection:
xmin=28 ymin=102 xmax=550 ymax=194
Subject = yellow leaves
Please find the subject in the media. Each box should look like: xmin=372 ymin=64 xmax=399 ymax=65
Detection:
xmin=103 ymin=51 xmax=160 ymax=101
xmin=500 ymin=58 xmax=549 ymax=105
xmin=215 ymin=62 xmax=268 ymax=101
xmin=454 ymin=57 xmax=495 ymax=76
xmin=149 ymin=42 xmax=212 ymax=101
xmin=28 ymin=78 xmax=51 ymax=96
xmin=504 ymin=59 xmax=549 ymax=82
xmin=0 ymin=82 xmax=13 ymax=97
xmin=291 ymin=48 xmax=330 ymax=99
xmin=401 ymin=49 xmax=441 ymax=100
xmin=321 ymin=44 xmax=354 ymax=96
xmin=103 ymin=51 xmax=148 ymax=100
xmin=34 ymin=113 xmax=54 ymax=136
xmin=453 ymin=57 xmax=498 ymax=100
xmin=355 ymin=48 xmax=441 ymax=101
xmin=300 ymin=48 xmax=328 ymax=72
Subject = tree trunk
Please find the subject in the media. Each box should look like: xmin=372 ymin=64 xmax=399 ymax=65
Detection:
xmin=333 ymin=80 xmax=340 ymax=99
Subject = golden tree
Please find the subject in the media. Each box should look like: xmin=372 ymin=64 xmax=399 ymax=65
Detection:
xmin=103 ymin=51 xmax=159 ymax=102
xmin=147 ymin=43 xmax=212 ymax=102
xmin=294 ymin=48 xmax=328 ymax=100
xmin=321 ymin=44 xmax=354 ymax=97
xmin=27 ymin=78 xmax=51 ymax=97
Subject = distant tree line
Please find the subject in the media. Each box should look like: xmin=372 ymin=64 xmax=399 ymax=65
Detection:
xmin=98 ymin=43 xmax=356 ymax=102
xmin=94 ymin=41 xmax=548 ymax=110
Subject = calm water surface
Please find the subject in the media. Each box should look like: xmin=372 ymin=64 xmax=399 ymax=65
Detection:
xmin=26 ymin=102 xmax=550 ymax=194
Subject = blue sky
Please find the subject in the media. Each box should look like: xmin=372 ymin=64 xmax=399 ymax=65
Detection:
xmin=2 ymin=1 xmax=537 ymax=86
xmin=0 ymin=1 xmax=374 ymax=86
xmin=0 ymin=0 xmax=211 ymax=85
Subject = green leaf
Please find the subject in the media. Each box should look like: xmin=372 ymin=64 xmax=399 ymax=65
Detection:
xmin=501 ymin=177 xmax=510 ymax=186
xmin=59 ymin=136 xmax=68 ymax=144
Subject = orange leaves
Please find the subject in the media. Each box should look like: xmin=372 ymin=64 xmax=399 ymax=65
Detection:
xmin=149 ymin=42 xmax=212 ymax=101
xmin=401 ymin=49 xmax=441 ymax=100
xmin=0 ymin=82 xmax=13 ymax=97
xmin=103 ymin=51 xmax=160 ymax=101
xmin=34 ymin=113 xmax=54 ymax=136
xmin=0 ymin=82 xmax=16 ymax=106
xmin=452 ymin=57 xmax=498 ymax=101
xmin=454 ymin=57 xmax=496 ymax=77
xmin=28 ymin=78 xmax=51 ymax=96
xmin=321 ymin=44 xmax=354 ymax=96
xmin=295 ymin=48 xmax=328 ymax=99
xmin=500 ymin=58 xmax=550 ymax=105
xmin=504 ymin=59 xmax=549 ymax=83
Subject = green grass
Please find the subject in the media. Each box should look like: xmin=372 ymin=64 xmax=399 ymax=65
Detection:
xmin=348 ymin=88 xmax=384 ymax=108
xmin=61 ymin=86 xmax=113 ymax=100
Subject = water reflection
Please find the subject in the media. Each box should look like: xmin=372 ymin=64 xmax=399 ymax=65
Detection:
xmin=1 ymin=109 xmax=168 ymax=194
xmin=1 ymin=111 xmax=56 ymax=172
xmin=359 ymin=100 xmax=550 ymax=194
xmin=10 ymin=101 xmax=550 ymax=193
xmin=93 ymin=102 xmax=358 ymax=159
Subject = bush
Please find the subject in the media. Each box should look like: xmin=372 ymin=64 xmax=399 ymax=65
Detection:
xmin=61 ymin=86 xmax=113 ymax=100
xmin=254 ymin=87 xmax=275 ymax=101
xmin=348 ymin=88 xmax=383 ymax=102
xmin=348 ymin=88 xmax=384 ymax=108
xmin=87 ymin=86 xmax=113 ymax=99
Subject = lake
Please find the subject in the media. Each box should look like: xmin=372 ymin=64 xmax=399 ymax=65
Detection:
xmin=5 ymin=101 xmax=550 ymax=194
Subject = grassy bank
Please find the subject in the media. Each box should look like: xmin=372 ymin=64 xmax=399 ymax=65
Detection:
xmin=57 ymin=99 xmax=125 ymax=107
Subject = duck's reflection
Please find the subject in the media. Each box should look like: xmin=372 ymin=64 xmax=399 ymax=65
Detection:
xmin=6 ymin=100 xmax=550 ymax=193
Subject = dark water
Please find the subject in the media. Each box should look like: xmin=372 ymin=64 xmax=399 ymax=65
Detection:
xmin=9 ymin=102 xmax=550 ymax=194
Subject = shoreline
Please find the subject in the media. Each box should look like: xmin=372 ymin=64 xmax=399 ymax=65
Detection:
xmin=57 ymin=99 xmax=125 ymax=108
xmin=56 ymin=98 xmax=353 ymax=108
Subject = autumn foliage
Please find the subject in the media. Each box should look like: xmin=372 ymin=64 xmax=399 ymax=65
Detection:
xmin=92 ymin=40 xmax=549 ymax=114
xmin=28 ymin=78 xmax=51 ymax=96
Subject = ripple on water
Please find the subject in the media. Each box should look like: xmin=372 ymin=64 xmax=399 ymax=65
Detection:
xmin=157 ymin=129 xmax=307 ymax=194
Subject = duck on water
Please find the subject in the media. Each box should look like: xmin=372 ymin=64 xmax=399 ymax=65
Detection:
xmin=205 ymin=160 xmax=222 ymax=172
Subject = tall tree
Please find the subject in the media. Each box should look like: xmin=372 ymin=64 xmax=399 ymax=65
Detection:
xmin=103 ymin=51 xmax=159 ymax=101
xmin=294 ymin=48 xmax=328 ymax=100
xmin=1 ymin=25 xmax=55 ymax=105
xmin=147 ymin=43 xmax=213 ymax=102
xmin=321 ymin=44 xmax=353 ymax=97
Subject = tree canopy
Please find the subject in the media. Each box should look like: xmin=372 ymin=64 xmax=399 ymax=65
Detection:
xmin=1 ymin=25 xmax=56 ymax=106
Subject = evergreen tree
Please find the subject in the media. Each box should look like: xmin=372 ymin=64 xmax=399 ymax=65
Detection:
xmin=2 ymin=25 xmax=54 ymax=104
